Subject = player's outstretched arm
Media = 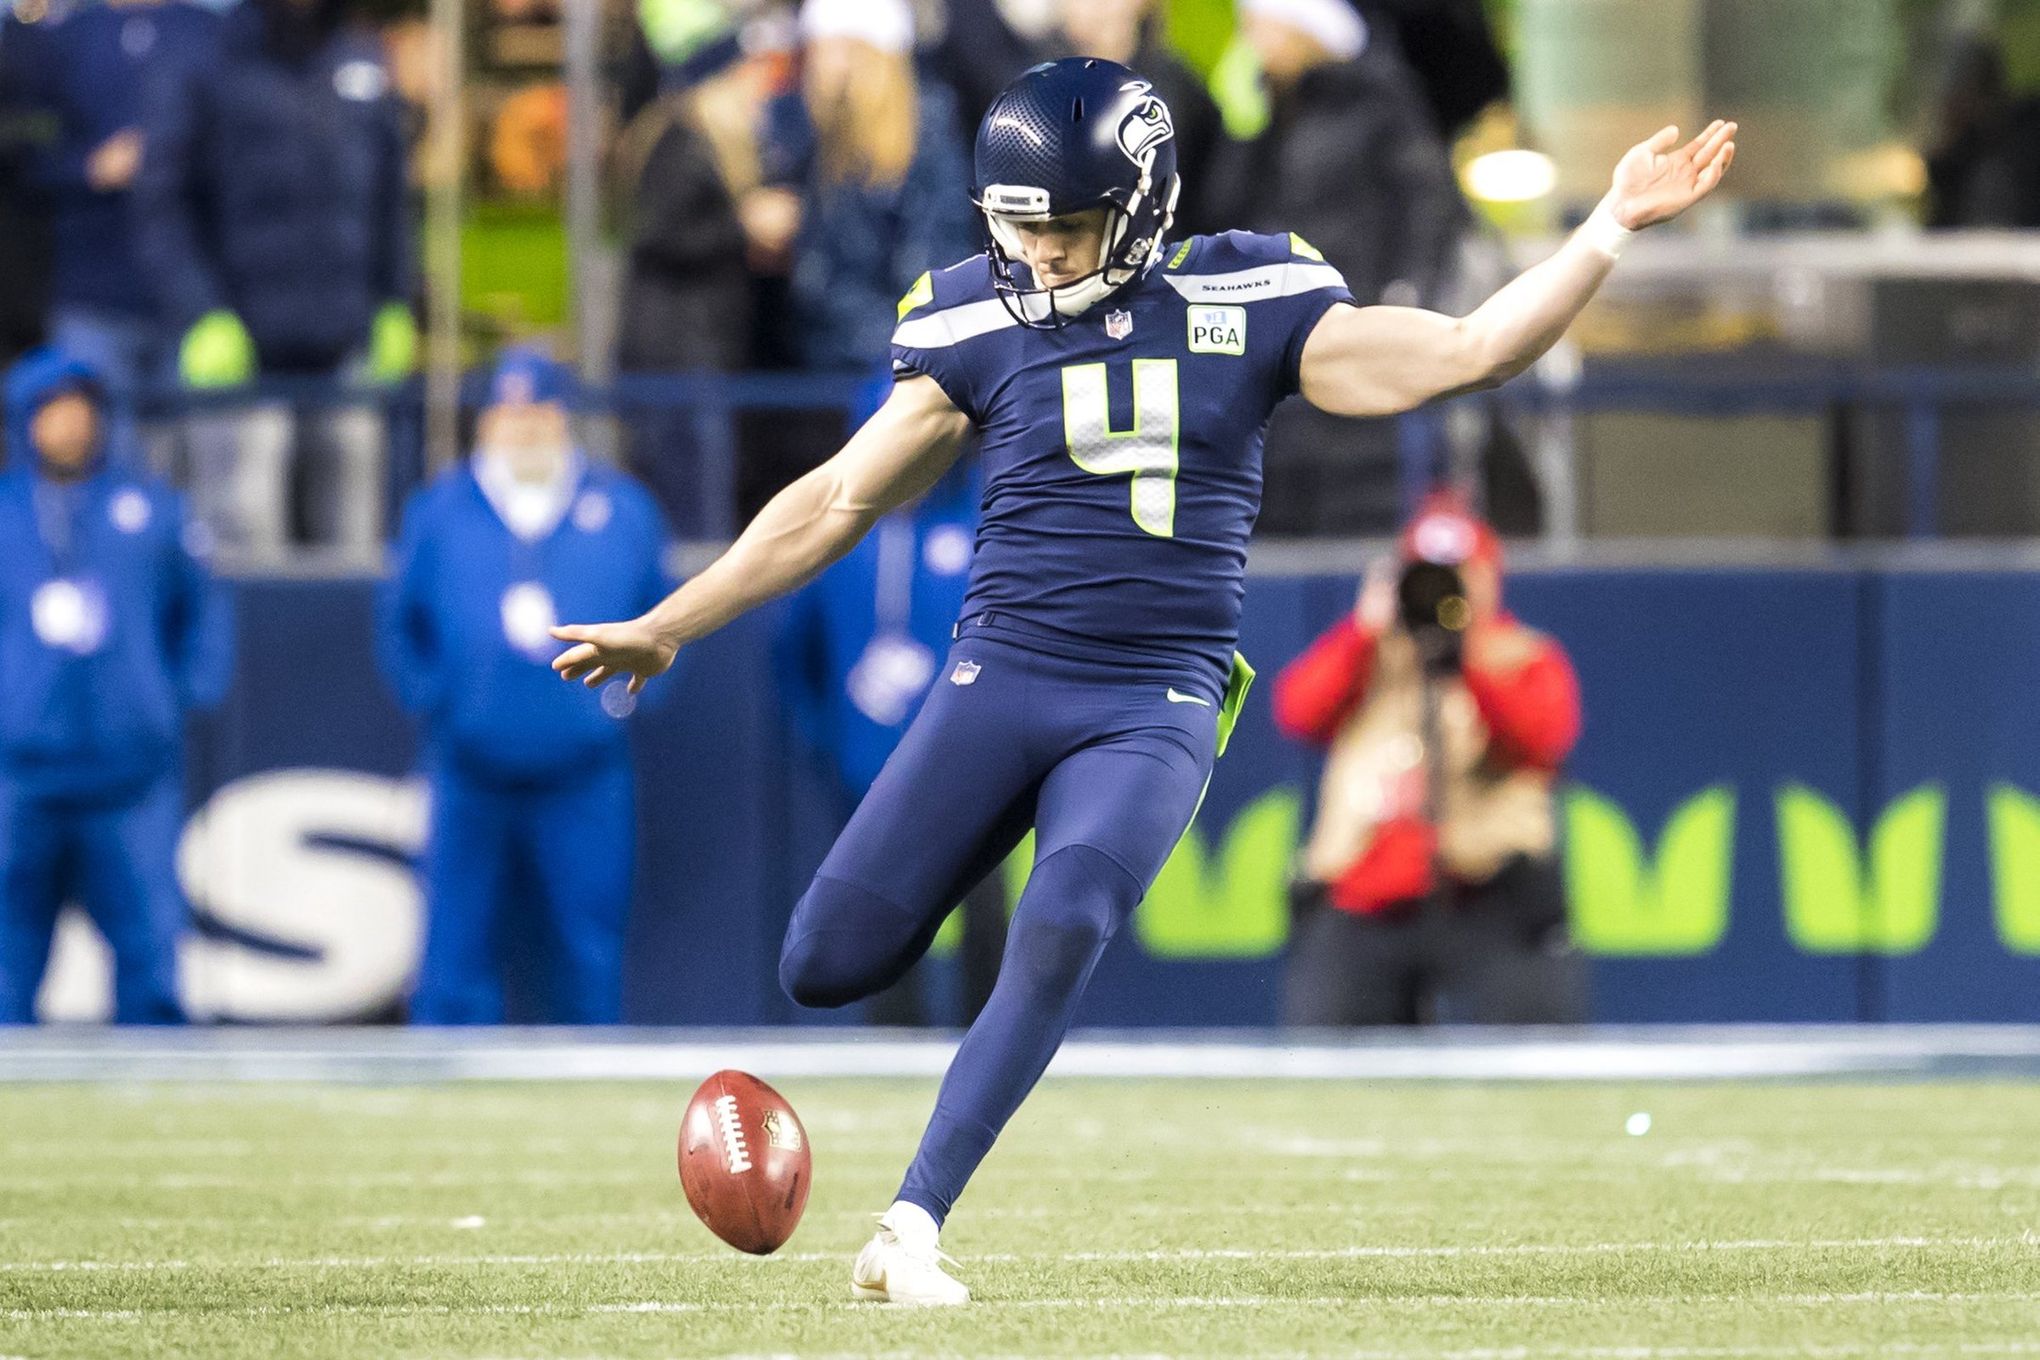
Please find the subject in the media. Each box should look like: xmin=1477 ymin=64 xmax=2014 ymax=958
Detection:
xmin=550 ymin=376 xmax=971 ymax=692
xmin=1298 ymin=120 xmax=1737 ymax=419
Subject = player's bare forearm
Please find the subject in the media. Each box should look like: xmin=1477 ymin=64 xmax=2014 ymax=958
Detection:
xmin=551 ymin=376 xmax=969 ymax=691
xmin=1299 ymin=121 xmax=1737 ymax=419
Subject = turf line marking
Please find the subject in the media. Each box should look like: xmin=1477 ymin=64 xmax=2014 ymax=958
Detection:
xmin=9 ymin=1293 xmax=2040 ymax=1322
xmin=1061 ymin=1234 xmax=2020 ymax=1262
xmin=2 ymin=1234 xmax=2021 ymax=1273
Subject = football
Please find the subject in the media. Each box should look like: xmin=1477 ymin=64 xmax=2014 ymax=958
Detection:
xmin=678 ymin=1069 xmax=812 ymax=1255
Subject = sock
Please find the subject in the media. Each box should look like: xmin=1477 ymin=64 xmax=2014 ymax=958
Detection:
xmin=882 ymin=1199 xmax=942 ymax=1247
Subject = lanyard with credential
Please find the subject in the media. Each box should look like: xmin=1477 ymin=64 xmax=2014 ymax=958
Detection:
xmin=31 ymin=480 xmax=80 ymax=575
xmin=844 ymin=517 xmax=937 ymax=728
xmin=28 ymin=478 xmax=111 ymax=658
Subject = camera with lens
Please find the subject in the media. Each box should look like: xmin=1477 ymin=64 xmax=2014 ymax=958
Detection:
xmin=1397 ymin=559 xmax=1471 ymax=673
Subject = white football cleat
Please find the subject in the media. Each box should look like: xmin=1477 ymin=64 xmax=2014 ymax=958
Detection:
xmin=849 ymin=1203 xmax=969 ymax=1305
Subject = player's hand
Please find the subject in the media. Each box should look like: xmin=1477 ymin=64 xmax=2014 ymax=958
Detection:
xmin=1605 ymin=120 xmax=1737 ymax=231
xmin=549 ymin=618 xmax=677 ymax=694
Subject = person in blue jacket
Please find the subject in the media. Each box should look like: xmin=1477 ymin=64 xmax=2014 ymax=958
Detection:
xmin=0 ymin=347 xmax=234 ymax=1025
xmin=379 ymin=350 xmax=675 ymax=1025
xmin=131 ymin=0 xmax=418 ymax=553
xmin=0 ymin=0 xmax=220 ymax=412
xmin=773 ymin=457 xmax=1004 ymax=1024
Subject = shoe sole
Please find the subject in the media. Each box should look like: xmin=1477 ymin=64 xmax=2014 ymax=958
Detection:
xmin=849 ymin=1279 xmax=968 ymax=1306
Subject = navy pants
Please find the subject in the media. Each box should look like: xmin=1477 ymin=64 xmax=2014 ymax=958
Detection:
xmin=412 ymin=750 xmax=635 ymax=1025
xmin=0 ymin=771 xmax=187 ymax=1025
xmin=780 ymin=626 xmax=1218 ymax=1220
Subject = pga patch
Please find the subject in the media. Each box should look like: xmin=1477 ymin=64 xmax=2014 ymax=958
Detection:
xmin=1187 ymin=305 xmax=1246 ymax=356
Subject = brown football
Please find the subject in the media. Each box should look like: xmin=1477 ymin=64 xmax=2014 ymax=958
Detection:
xmin=678 ymin=1069 xmax=812 ymax=1255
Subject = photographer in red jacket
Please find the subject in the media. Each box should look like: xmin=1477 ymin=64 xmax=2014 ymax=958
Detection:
xmin=1273 ymin=493 xmax=1586 ymax=1025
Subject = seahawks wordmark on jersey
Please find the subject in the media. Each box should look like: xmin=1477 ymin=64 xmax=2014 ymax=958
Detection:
xmin=890 ymin=230 xmax=1352 ymax=686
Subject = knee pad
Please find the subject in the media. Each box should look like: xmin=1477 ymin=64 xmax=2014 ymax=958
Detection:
xmin=779 ymin=876 xmax=920 ymax=1010
xmin=1005 ymin=845 xmax=1139 ymax=994
xmin=778 ymin=927 xmax=860 ymax=1010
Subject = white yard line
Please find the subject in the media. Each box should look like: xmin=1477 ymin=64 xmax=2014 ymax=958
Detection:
xmin=8 ymin=1292 xmax=2040 ymax=1323
xmin=11 ymin=1160 xmax=2040 ymax=1193
xmin=2 ymin=1234 xmax=2025 ymax=1274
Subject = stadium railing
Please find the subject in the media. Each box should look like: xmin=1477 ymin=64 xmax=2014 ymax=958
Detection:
xmin=101 ymin=363 xmax=2040 ymax=557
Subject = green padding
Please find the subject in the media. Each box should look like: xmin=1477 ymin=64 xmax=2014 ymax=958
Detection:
xmin=1216 ymin=650 xmax=1255 ymax=759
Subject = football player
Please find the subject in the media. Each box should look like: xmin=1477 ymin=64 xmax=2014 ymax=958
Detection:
xmin=549 ymin=59 xmax=1735 ymax=1303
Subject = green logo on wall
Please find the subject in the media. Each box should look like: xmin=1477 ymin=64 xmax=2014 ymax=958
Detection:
xmin=931 ymin=778 xmax=2040 ymax=962
xmin=1985 ymin=783 xmax=2040 ymax=956
xmin=1563 ymin=786 xmax=1735 ymax=956
xmin=1776 ymin=784 xmax=1944 ymax=954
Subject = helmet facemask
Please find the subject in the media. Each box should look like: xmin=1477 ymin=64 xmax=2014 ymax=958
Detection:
xmin=979 ymin=169 xmax=1180 ymax=330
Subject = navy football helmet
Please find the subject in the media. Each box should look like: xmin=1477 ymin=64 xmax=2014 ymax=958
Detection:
xmin=972 ymin=58 xmax=1181 ymax=328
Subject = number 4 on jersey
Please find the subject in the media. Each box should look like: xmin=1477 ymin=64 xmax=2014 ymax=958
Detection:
xmin=1061 ymin=359 xmax=1180 ymax=538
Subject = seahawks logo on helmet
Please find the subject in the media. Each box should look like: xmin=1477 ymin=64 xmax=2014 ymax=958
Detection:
xmin=1115 ymin=94 xmax=1174 ymax=173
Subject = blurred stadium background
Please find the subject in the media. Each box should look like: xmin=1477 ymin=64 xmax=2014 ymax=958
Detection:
xmin=6 ymin=2 xmax=2040 ymax=1353
xmin=5 ymin=0 xmax=2040 ymax=1030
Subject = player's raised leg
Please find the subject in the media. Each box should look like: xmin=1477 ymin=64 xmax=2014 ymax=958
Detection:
xmin=779 ymin=641 xmax=1041 ymax=1013
xmin=853 ymin=685 xmax=1216 ymax=1304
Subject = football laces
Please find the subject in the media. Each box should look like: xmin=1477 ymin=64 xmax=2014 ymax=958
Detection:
xmin=713 ymin=1093 xmax=753 ymax=1174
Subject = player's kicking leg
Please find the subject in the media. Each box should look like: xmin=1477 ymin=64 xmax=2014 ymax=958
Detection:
xmin=775 ymin=638 xmax=1048 ymax=1303
xmin=854 ymin=661 xmax=1217 ymax=1303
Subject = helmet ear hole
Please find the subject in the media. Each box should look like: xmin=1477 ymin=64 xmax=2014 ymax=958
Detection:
xmin=1072 ymin=98 xmax=1085 ymax=122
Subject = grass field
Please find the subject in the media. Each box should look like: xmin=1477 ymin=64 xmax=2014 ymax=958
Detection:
xmin=3 ymin=1078 xmax=2038 ymax=1359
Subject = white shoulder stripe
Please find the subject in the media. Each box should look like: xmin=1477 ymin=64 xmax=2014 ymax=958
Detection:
xmin=892 ymin=297 xmax=1019 ymax=350
xmin=1162 ymin=261 xmax=1348 ymax=303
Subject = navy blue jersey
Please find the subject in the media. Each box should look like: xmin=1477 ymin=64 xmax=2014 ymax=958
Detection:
xmin=890 ymin=230 xmax=1352 ymax=684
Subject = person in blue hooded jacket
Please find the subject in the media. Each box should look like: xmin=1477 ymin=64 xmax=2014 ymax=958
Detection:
xmin=0 ymin=348 xmax=234 ymax=1025
xmin=379 ymin=350 xmax=675 ymax=1025
xmin=773 ymin=457 xmax=1004 ymax=1024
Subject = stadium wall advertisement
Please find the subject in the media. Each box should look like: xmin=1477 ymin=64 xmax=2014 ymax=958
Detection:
xmin=32 ymin=566 xmax=2040 ymax=1026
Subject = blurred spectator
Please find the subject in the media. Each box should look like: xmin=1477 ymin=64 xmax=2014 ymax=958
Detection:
xmin=1272 ymin=494 xmax=1583 ymax=1026
xmin=1352 ymin=0 xmax=1508 ymax=143
xmin=1925 ymin=33 xmax=2040 ymax=229
xmin=1056 ymin=0 xmax=1226 ymax=236
xmin=773 ymin=458 xmax=1004 ymax=1026
xmin=133 ymin=0 xmax=418 ymax=556
xmin=0 ymin=0 xmax=220 ymax=427
xmin=489 ymin=83 xmax=569 ymax=197
xmin=927 ymin=0 xmax=1051 ymax=144
xmin=378 ymin=350 xmax=675 ymax=1025
xmin=784 ymin=0 xmax=978 ymax=372
xmin=613 ymin=8 xmax=769 ymax=534
xmin=1212 ymin=0 xmax=1466 ymax=535
xmin=0 ymin=348 xmax=233 ymax=1025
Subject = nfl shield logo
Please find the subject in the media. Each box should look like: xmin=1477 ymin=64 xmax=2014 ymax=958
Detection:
xmin=950 ymin=660 xmax=982 ymax=686
xmin=1105 ymin=309 xmax=1132 ymax=340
